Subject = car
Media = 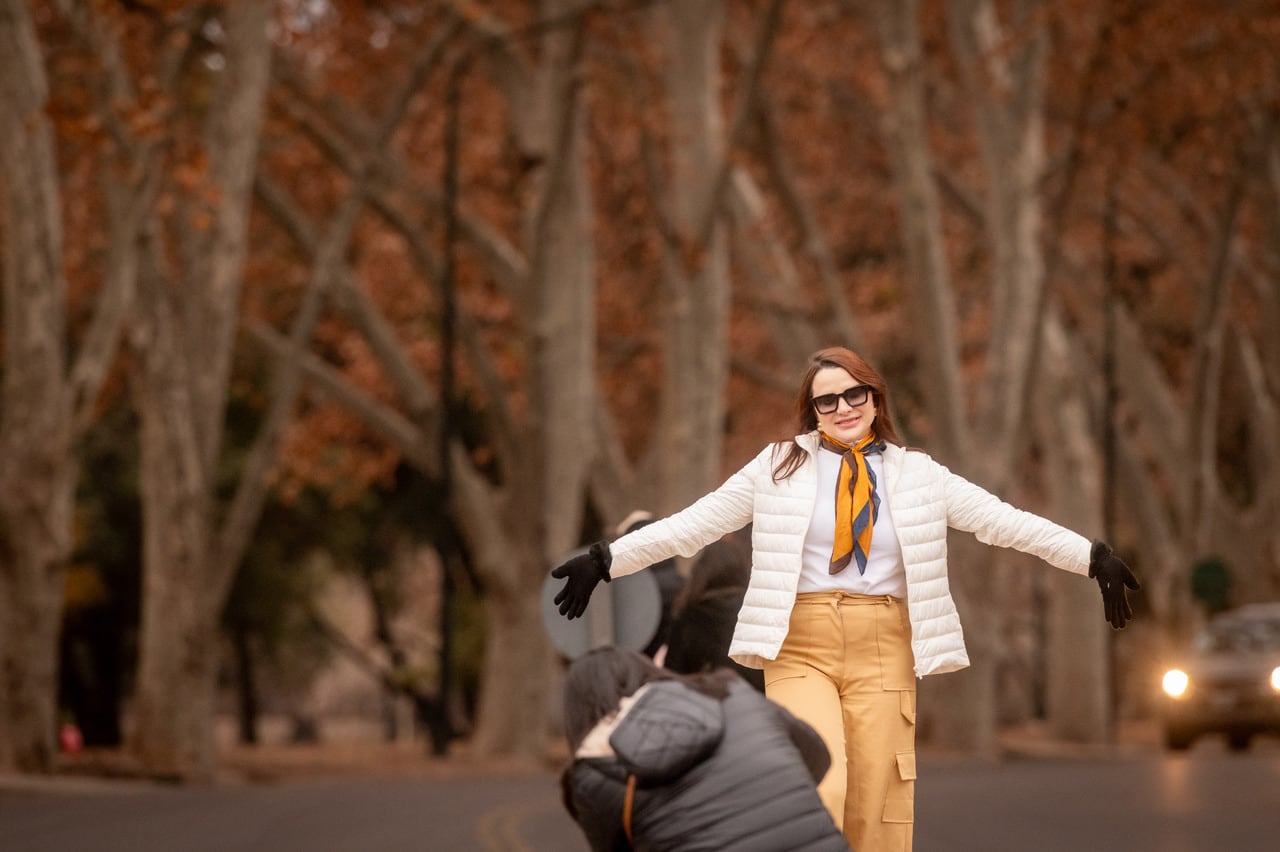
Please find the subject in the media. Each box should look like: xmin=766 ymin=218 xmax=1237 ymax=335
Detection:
xmin=1158 ymin=603 xmax=1280 ymax=751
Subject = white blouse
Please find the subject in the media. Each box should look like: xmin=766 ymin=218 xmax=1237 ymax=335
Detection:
xmin=798 ymin=449 xmax=907 ymax=598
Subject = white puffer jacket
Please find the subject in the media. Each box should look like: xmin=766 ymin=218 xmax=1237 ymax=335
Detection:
xmin=609 ymin=432 xmax=1093 ymax=677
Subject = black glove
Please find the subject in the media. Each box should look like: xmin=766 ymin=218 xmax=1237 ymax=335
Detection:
xmin=552 ymin=541 xmax=612 ymax=620
xmin=1089 ymin=540 xmax=1141 ymax=629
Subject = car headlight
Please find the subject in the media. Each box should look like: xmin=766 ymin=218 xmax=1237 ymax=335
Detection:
xmin=1271 ymin=667 xmax=1280 ymax=693
xmin=1162 ymin=668 xmax=1190 ymax=698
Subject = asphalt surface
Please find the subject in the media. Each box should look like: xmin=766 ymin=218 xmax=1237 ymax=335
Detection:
xmin=2 ymin=739 xmax=1278 ymax=851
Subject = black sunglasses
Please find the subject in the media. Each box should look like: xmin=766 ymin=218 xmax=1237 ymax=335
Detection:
xmin=811 ymin=385 xmax=872 ymax=414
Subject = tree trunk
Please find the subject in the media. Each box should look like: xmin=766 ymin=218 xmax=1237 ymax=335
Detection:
xmin=129 ymin=0 xmax=272 ymax=780
xmin=132 ymin=316 xmax=222 ymax=773
xmin=918 ymin=533 xmax=997 ymax=755
xmin=467 ymin=550 xmax=554 ymax=756
xmin=948 ymin=0 xmax=1050 ymax=461
xmin=1102 ymin=143 xmax=1264 ymax=622
xmin=0 ymin=543 xmax=70 ymax=772
xmin=524 ymin=0 xmax=597 ymax=562
xmin=0 ymin=0 xmax=74 ymax=773
xmin=651 ymin=0 xmax=732 ymax=513
xmin=868 ymin=0 xmax=967 ymax=466
xmin=923 ymin=663 xmax=996 ymax=755
xmin=871 ymin=0 xmax=988 ymax=751
xmin=871 ymin=0 xmax=1054 ymax=751
xmin=1036 ymin=313 xmax=1110 ymax=742
xmin=1214 ymin=330 xmax=1280 ymax=601
xmin=463 ymin=2 xmax=596 ymax=755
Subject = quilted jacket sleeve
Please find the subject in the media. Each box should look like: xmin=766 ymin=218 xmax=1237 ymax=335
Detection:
xmin=607 ymin=447 xmax=771 ymax=577
xmin=939 ymin=460 xmax=1091 ymax=575
xmin=564 ymin=762 xmax=631 ymax=852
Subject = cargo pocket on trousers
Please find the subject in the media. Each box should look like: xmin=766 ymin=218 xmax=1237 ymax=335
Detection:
xmin=763 ymin=660 xmax=809 ymax=689
xmin=882 ymin=750 xmax=916 ymax=824
xmin=899 ymin=690 xmax=916 ymax=726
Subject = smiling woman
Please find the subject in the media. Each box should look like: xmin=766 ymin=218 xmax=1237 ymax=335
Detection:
xmin=810 ymin=371 xmax=875 ymax=445
xmin=552 ymin=345 xmax=1140 ymax=852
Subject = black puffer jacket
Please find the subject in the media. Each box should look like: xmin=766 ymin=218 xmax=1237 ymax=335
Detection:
xmin=563 ymin=678 xmax=847 ymax=852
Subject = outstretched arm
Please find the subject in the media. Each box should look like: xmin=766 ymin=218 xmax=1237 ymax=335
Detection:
xmin=937 ymin=459 xmax=1140 ymax=628
xmin=552 ymin=445 xmax=772 ymax=620
xmin=942 ymin=466 xmax=1093 ymax=574
xmin=607 ymin=445 xmax=774 ymax=577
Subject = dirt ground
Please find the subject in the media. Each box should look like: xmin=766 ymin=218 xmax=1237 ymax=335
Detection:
xmin=48 ymin=717 xmax=1160 ymax=788
xmin=50 ymin=739 xmax=566 ymax=786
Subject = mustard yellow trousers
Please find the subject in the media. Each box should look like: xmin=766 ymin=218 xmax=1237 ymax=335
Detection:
xmin=764 ymin=592 xmax=917 ymax=852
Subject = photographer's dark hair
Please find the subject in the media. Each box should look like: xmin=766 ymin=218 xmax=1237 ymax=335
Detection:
xmin=562 ymin=646 xmax=733 ymax=753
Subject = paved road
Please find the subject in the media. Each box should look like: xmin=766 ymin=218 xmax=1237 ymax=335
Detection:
xmin=915 ymin=745 xmax=1280 ymax=852
xmin=3 ymin=742 xmax=1278 ymax=851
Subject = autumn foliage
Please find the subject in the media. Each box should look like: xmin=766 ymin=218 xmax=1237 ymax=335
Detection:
xmin=3 ymin=0 xmax=1278 ymax=772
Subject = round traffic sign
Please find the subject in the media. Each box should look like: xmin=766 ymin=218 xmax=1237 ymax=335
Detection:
xmin=541 ymin=549 xmax=661 ymax=659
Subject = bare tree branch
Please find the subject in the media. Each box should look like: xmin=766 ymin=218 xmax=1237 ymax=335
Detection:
xmin=751 ymin=98 xmax=861 ymax=350
xmin=214 ymin=28 xmax=465 ymax=599
xmin=60 ymin=0 xmax=192 ymax=436
xmin=866 ymin=0 xmax=967 ymax=462
xmin=245 ymin=321 xmax=436 ymax=471
xmin=272 ymin=62 xmax=530 ymax=301
xmin=1186 ymin=131 xmax=1253 ymax=553
xmin=690 ymin=0 xmax=786 ymax=255
xmin=933 ymin=165 xmax=985 ymax=228
xmin=355 ymin=193 xmax=519 ymax=462
xmin=948 ymin=0 xmax=1050 ymax=466
xmin=729 ymin=354 xmax=796 ymax=395
xmin=587 ymin=397 xmax=639 ymax=527
xmin=212 ymin=194 xmax=363 ymax=601
xmin=728 ymin=171 xmax=821 ymax=369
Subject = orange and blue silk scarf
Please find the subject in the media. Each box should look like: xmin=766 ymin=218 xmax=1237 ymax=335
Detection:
xmin=819 ymin=431 xmax=885 ymax=575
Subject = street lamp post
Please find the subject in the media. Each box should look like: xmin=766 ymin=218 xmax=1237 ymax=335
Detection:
xmin=1102 ymin=175 xmax=1120 ymax=743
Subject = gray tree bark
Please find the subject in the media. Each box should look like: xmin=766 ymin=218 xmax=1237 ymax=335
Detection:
xmin=466 ymin=0 xmax=597 ymax=756
xmin=0 ymin=0 xmax=73 ymax=772
xmin=1035 ymin=313 xmax=1110 ymax=741
xmin=947 ymin=0 xmax=1050 ymax=473
xmin=129 ymin=0 xmax=274 ymax=779
xmin=262 ymin=1 xmax=600 ymax=757
xmin=650 ymin=0 xmax=732 ymax=515
xmin=870 ymin=0 xmax=1059 ymax=752
xmin=868 ymin=0 xmax=967 ymax=466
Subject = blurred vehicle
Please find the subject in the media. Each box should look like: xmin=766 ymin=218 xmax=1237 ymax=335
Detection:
xmin=1158 ymin=603 xmax=1280 ymax=751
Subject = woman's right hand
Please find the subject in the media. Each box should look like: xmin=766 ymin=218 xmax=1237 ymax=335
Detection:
xmin=552 ymin=541 xmax=613 ymax=619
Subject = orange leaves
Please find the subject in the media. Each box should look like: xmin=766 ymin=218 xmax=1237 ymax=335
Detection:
xmin=171 ymin=157 xmax=209 ymax=192
xmin=277 ymin=398 xmax=401 ymax=507
xmin=28 ymin=0 xmax=1278 ymax=512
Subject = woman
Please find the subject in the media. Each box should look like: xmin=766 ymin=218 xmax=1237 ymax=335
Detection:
xmin=553 ymin=346 xmax=1140 ymax=852
xmin=560 ymin=646 xmax=846 ymax=852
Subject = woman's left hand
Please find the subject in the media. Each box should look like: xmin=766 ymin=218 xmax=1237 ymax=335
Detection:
xmin=1089 ymin=540 xmax=1141 ymax=629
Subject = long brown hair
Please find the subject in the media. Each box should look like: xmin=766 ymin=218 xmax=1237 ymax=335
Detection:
xmin=770 ymin=347 xmax=903 ymax=482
